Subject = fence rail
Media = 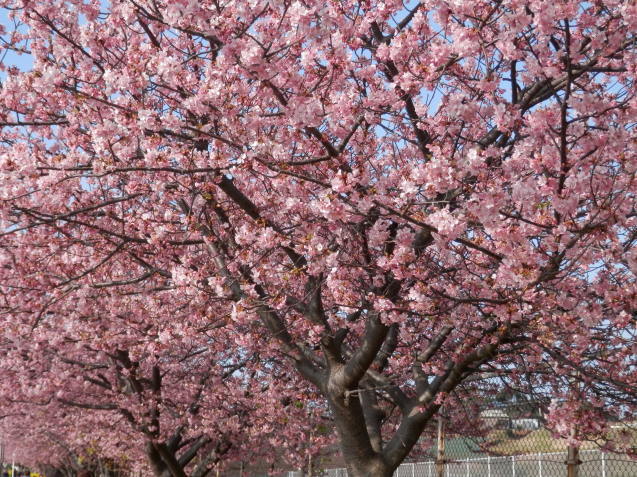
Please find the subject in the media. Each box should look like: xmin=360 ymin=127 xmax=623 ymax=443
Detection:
xmin=282 ymin=448 xmax=637 ymax=477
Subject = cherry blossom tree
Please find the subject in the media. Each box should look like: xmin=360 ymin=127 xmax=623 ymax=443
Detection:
xmin=0 ymin=281 xmax=327 ymax=476
xmin=0 ymin=406 xmax=137 ymax=477
xmin=0 ymin=316 xmax=244 ymax=477
xmin=1 ymin=1 xmax=637 ymax=476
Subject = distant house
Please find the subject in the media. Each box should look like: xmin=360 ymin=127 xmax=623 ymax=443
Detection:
xmin=480 ymin=408 xmax=541 ymax=431
xmin=511 ymin=418 xmax=540 ymax=430
xmin=480 ymin=409 xmax=510 ymax=429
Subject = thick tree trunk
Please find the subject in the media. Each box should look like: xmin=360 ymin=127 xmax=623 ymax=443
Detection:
xmin=327 ymin=394 xmax=393 ymax=477
xmin=145 ymin=442 xmax=169 ymax=477
xmin=145 ymin=442 xmax=184 ymax=477
xmin=345 ymin=460 xmax=393 ymax=477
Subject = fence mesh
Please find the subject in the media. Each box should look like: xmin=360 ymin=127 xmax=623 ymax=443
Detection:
xmin=310 ymin=448 xmax=637 ymax=477
xmin=253 ymin=399 xmax=637 ymax=477
xmin=279 ymin=413 xmax=637 ymax=477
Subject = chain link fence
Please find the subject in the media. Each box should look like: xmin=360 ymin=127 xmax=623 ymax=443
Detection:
xmin=252 ymin=399 xmax=637 ymax=477
xmin=303 ymin=448 xmax=637 ymax=477
xmin=278 ymin=411 xmax=637 ymax=477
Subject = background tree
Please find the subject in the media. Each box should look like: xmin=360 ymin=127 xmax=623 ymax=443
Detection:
xmin=0 ymin=252 xmax=329 ymax=477
xmin=0 ymin=403 xmax=140 ymax=477
xmin=1 ymin=1 xmax=636 ymax=476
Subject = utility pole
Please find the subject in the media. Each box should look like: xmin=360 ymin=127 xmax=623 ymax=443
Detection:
xmin=435 ymin=413 xmax=446 ymax=477
xmin=307 ymin=425 xmax=314 ymax=477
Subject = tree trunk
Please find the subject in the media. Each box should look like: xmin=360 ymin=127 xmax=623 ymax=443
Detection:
xmin=145 ymin=442 xmax=168 ymax=477
xmin=145 ymin=442 xmax=184 ymax=477
xmin=341 ymin=452 xmax=393 ymax=477
xmin=345 ymin=461 xmax=393 ymax=477
xmin=327 ymin=394 xmax=393 ymax=477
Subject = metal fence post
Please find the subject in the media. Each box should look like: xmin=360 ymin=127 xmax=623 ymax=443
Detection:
xmin=466 ymin=459 xmax=469 ymax=477
xmin=512 ymin=455 xmax=516 ymax=477
xmin=487 ymin=455 xmax=491 ymax=477
xmin=601 ymin=452 xmax=606 ymax=477
xmin=436 ymin=416 xmax=446 ymax=477
xmin=566 ymin=445 xmax=580 ymax=477
xmin=428 ymin=462 xmax=432 ymax=477
xmin=538 ymin=453 xmax=542 ymax=477
xmin=411 ymin=463 xmax=415 ymax=477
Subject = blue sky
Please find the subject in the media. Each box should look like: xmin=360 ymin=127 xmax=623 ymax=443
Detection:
xmin=0 ymin=7 xmax=32 ymax=73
